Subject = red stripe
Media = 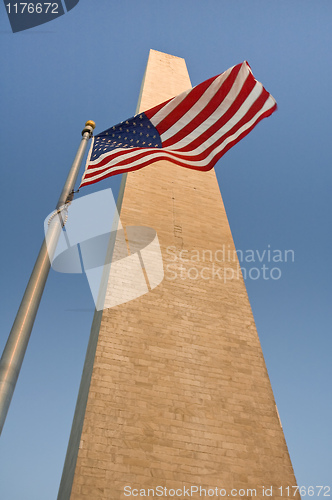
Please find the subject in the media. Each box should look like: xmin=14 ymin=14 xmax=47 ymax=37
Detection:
xmin=149 ymin=74 xmax=223 ymax=136
xmin=157 ymin=102 xmax=277 ymax=170
xmin=161 ymin=64 xmax=242 ymax=148
xmin=80 ymin=161 xmax=157 ymax=187
xmin=143 ymin=96 xmax=174 ymax=118
xmin=168 ymin=89 xmax=273 ymax=162
xmin=174 ymin=77 xmax=262 ymax=154
xmin=198 ymin=102 xmax=277 ymax=170
xmin=83 ymin=149 xmax=165 ymax=180
xmin=162 ymin=66 xmax=253 ymax=149
xmin=85 ymin=146 xmax=145 ymax=171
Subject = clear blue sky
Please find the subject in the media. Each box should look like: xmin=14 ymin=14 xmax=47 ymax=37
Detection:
xmin=0 ymin=1 xmax=331 ymax=499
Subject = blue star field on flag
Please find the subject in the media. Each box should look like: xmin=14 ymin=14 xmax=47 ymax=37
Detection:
xmin=90 ymin=113 xmax=162 ymax=161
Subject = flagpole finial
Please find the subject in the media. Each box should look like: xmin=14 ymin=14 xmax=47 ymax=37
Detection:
xmin=82 ymin=120 xmax=96 ymax=137
xmin=85 ymin=120 xmax=96 ymax=129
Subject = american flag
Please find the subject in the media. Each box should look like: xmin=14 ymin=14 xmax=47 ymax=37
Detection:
xmin=80 ymin=61 xmax=277 ymax=188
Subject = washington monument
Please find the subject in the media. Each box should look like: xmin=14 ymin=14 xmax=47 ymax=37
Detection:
xmin=58 ymin=50 xmax=299 ymax=500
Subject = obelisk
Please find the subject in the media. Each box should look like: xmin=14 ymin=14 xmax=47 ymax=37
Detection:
xmin=58 ymin=49 xmax=299 ymax=500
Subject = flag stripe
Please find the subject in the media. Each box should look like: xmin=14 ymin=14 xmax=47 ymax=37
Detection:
xmin=149 ymin=65 xmax=237 ymax=134
xmin=145 ymin=87 xmax=191 ymax=125
xmin=162 ymin=68 xmax=256 ymax=149
xmin=156 ymin=64 xmax=242 ymax=142
xmin=172 ymin=81 xmax=263 ymax=154
xmin=160 ymin=65 xmax=244 ymax=147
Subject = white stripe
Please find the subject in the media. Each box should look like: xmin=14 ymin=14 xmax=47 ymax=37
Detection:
xmin=86 ymin=147 xmax=152 ymax=169
xmin=160 ymin=63 xmax=250 ymax=145
xmin=166 ymin=81 xmax=264 ymax=151
xmin=150 ymin=65 xmax=235 ymax=133
xmin=80 ymin=136 xmax=95 ymax=183
xmin=149 ymin=87 xmax=191 ymax=126
xmin=82 ymin=97 xmax=275 ymax=184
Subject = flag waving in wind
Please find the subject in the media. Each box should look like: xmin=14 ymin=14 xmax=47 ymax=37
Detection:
xmin=80 ymin=61 xmax=277 ymax=188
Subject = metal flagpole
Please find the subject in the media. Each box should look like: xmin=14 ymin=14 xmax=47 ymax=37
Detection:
xmin=0 ymin=120 xmax=96 ymax=435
